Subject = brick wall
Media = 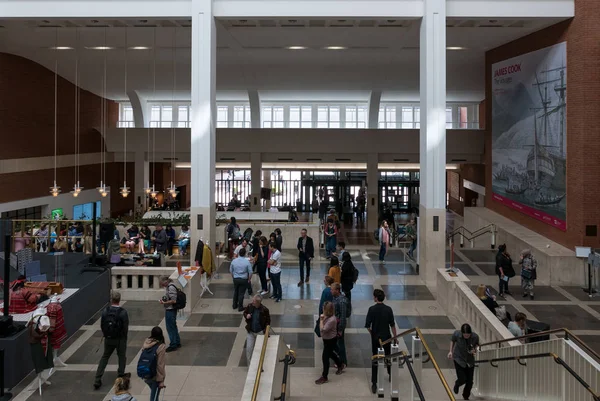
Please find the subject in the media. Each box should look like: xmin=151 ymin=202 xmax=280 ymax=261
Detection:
xmin=485 ymin=0 xmax=600 ymax=249
xmin=0 ymin=52 xmax=118 ymax=160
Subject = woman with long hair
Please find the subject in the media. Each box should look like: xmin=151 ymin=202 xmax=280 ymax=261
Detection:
xmin=315 ymin=302 xmax=345 ymax=384
xmin=141 ymin=326 xmax=167 ymax=401
xmin=340 ymin=252 xmax=356 ymax=303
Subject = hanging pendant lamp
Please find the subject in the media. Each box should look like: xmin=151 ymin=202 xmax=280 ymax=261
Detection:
xmin=120 ymin=29 xmax=130 ymax=198
xmin=71 ymin=29 xmax=84 ymax=197
xmin=97 ymin=28 xmax=109 ymax=197
xmin=50 ymin=29 xmax=61 ymax=197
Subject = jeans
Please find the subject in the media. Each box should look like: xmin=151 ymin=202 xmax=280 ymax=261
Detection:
xmin=178 ymin=238 xmax=190 ymax=255
xmin=342 ymin=282 xmax=352 ymax=304
xmin=246 ymin=331 xmax=262 ymax=363
xmin=95 ymin=337 xmax=127 ymax=385
xmin=371 ymin=336 xmax=391 ymax=385
xmin=337 ymin=331 xmax=347 ymax=364
xmin=408 ymin=239 xmax=416 ymax=256
xmin=499 ymin=276 xmax=509 ymax=294
xmin=270 ymin=272 xmax=282 ymax=300
xmin=233 ymin=278 xmax=249 ymax=309
xmin=257 ymin=263 xmax=268 ymax=292
xmin=326 ymin=236 xmax=337 ymax=257
xmin=145 ymin=379 xmax=161 ymax=401
xmin=299 ymin=254 xmax=311 ymax=281
xmin=379 ymin=243 xmax=387 ymax=261
xmin=454 ymin=361 xmax=475 ymax=398
xmin=165 ymin=309 xmax=181 ymax=348
xmin=322 ymin=337 xmax=343 ymax=379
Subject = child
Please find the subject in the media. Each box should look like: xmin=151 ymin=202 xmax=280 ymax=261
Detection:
xmin=111 ymin=373 xmax=137 ymax=401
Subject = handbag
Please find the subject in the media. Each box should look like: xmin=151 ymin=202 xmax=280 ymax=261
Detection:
xmin=521 ymin=268 xmax=535 ymax=280
xmin=314 ymin=318 xmax=321 ymax=338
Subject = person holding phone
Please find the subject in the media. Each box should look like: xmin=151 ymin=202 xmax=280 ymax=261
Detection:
xmin=448 ymin=323 xmax=480 ymax=400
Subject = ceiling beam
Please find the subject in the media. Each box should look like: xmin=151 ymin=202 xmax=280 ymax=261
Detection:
xmin=446 ymin=0 xmax=574 ymax=18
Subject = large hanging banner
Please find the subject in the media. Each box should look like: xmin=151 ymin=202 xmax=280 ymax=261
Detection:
xmin=491 ymin=42 xmax=567 ymax=231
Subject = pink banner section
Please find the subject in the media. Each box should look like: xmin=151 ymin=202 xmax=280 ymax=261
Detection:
xmin=493 ymin=193 xmax=566 ymax=231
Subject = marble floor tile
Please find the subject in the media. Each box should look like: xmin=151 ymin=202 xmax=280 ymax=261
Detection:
xmin=380 ymin=285 xmax=435 ymax=301
xmin=459 ymin=249 xmax=498 ymax=263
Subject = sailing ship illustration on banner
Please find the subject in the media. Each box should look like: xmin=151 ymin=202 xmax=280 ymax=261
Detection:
xmin=491 ymin=42 xmax=567 ymax=230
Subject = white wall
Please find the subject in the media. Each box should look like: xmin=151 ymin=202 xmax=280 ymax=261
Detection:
xmin=0 ymin=188 xmax=111 ymax=219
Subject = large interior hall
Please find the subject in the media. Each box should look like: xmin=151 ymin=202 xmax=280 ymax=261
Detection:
xmin=0 ymin=1 xmax=599 ymax=401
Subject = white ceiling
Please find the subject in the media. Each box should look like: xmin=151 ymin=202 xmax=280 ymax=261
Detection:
xmin=0 ymin=17 xmax=567 ymax=102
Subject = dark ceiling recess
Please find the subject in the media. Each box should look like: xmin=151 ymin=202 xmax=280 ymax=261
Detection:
xmin=451 ymin=159 xmax=467 ymax=162
xmin=336 ymin=158 xmax=351 ymax=162
xmin=278 ymin=158 xmax=293 ymax=161
xmin=220 ymin=157 xmax=235 ymax=161
xmin=394 ymin=158 xmax=409 ymax=162
xmin=306 ymin=158 xmax=322 ymax=161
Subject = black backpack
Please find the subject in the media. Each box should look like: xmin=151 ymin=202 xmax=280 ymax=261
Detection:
xmin=352 ymin=265 xmax=359 ymax=283
xmin=169 ymin=284 xmax=187 ymax=310
xmin=373 ymin=228 xmax=380 ymax=242
xmin=101 ymin=307 xmax=124 ymax=339
xmin=137 ymin=343 xmax=159 ymax=379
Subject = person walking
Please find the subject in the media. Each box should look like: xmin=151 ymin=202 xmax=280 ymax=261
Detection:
xmin=447 ymin=323 xmax=480 ymax=400
xmin=94 ymin=291 xmax=129 ymax=390
xmin=324 ymin=219 xmax=338 ymax=259
xmin=140 ymin=327 xmax=167 ymax=401
xmin=111 ymin=374 xmax=137 ymax=401
xmin=406 ymin=219 xmax=417 ymax=258
xmin=331 ymin=283 xmax=349 ymax=366
xmin=268 ymin=242 xmax=283 ymax=302
xmin=328 ymin=257 xmax=341 ymax=284
xmin=340 ymin=252 xmax=356 ymax=304
xmin=315 ymin=302 xmax=345 ymax=384
xmin=256 ymin=237 xmax=270 ymax=296
xmin=230 ymin=248 xmax=253 ymax=311
xmin=519 ymin=249 xmax=537 ymax=300
xmin=365 ymin=289 xmax=398 ymax=394
xmin=496 ymin=244 xmax=515 ymax=298
xmin=243 ymin=295 xmax=271 ymax=363
xmin=159 ymin=276 xmax=181 ymax=352
xmin=378 ymin=220 xmax=391 ymax=264
xmin=318 ymin=276 xmax=334 ymax=315
xmin=297 ymin=228 xmax=315 ymax=286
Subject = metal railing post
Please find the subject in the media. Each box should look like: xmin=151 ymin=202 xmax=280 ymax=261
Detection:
xmin=491 ymin=226 xmax=496 ymax=249
xmin=377 ymin=347 xmax=385 ymax=398
xmin=411 ymin=336 xmax=423 ymax=401
xmin=459 ymin=228 xmax=464 ymax=248
xmin=390 ymin=343 xmax=400 ymax=401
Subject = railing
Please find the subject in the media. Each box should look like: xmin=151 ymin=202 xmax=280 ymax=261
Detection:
xmin=117 ymin=120 xmax=135 ymax=128
xmin=262 ymin=121 xmax=367 ymax=129
xmin=378 ymin=327 xmax=456 ymax=401
xmin=474 ymin=352 xmax=599 ymax=401
xmin=111 ymin=266 xmax=175 ymax=300
xmin=274 ymin=348 xmax=296 ymax=401
xmin=447 ymin=223 xmax=497 ymax=249
xmin=251 ymin=325 xmax=271 ymax=401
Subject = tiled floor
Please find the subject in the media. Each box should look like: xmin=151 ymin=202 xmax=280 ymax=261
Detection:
xmin=9 ymin=215 xmax=600 ymax=401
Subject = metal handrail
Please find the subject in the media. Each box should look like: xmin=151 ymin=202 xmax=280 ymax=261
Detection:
xmin=250 ymin=325 xmax=271 ymax=401
xmin=475 ymin=352 xmax=600 ymax=401
xmin=479 ymin=327 xmax=600 ymax=363
xmin=447 ymin=224 xmax=496 ymax=242
xmin=402 ymin=351 xmax=426 ymax=401
xmin=379 ymin=327 xmax=456 ymax=401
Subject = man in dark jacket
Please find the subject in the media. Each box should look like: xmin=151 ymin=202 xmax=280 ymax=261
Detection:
xmin=297 ymin=228 xmax=315 ymax=286
xmin=94 ymin=291 xmax=129 ymax=389
xmin=152 ymin=224 xmax=168 ymax=254
xmin=243 ymin=294 xmax=271 ymax=363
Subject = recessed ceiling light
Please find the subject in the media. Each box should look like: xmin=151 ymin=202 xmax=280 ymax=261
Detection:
xmin=50 ymin=46 xmax=73 ymax=50
xmin=325 ymin=46 xmax=347 ymax=50
xmin=129 ymin=46 xmax=151 ymax=50
xmin=85 ymin=46 xmax=114 ymax=50
xmin=447 ymin=46 xmax=467 ymax=50
xmin=287 ymin=46 xmax=307 ymax=50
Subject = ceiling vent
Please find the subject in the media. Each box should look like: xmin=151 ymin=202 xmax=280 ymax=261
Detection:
xmin=220 ymin=157 xmax=236 ymax=161
xmin=163 ymin=157 xmax=179 ymax=161
xmin=278 ymin=158 xmax=293 ymax=161
xmin=306 ymin=158 xmax=322 ymax=161
xmin=451 ymin=159 xmax=467 ymax=162
xmin=393 ymin=158 xmax=409 ymax=162
xmin=38 ymin=25 xmax=64 ymax=28
xmin=336 ymin=158 xmax=351 ymax=162
xmin=133 ymin=24 xmax=158 ymax=28
xmin=85 ymin=24 xmax=111 ymax=28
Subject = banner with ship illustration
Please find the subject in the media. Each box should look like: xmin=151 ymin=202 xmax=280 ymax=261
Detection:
xmin=491 ymin=42 xmax=567 ymax=231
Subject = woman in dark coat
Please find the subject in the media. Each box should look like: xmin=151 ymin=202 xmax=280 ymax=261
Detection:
xmin=496 ymin=244 xmax=515 ymax=298
xmin=340 ymin=252 xmax=356 ymax=303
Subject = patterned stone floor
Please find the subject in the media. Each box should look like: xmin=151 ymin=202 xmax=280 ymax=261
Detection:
xmin=8 ymin=213 xmax=600 ymax=401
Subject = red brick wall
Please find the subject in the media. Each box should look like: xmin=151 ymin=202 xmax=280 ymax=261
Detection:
xmin=0 ymin=162 xmax=135 ymax=217
xmin=485 ymin=1 xmax=600 ymax=249
xmin=0 ymin=52 xmax=118 ymax=160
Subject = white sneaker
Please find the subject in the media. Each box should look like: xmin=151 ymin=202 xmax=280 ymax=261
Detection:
xmin=260 ymin=290 xmax=269 ymax=296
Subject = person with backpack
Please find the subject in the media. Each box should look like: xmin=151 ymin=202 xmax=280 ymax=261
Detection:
xmin=94 ymin=291 xmax=129 ymax=390
xmin=378 ymin=220 xmax=391 ymax=264
xmin=139 ymin=326 xmax=167 ymax=401
xmin=111 ymin=373 xmax=137 ymax=401
xmin=227 ymin=217 xmax=241 ymax=260
xmin=340 ymin=252 xmax=358 ymax=303
xmin=331 ymin=283 xmax=350 ymax=366
xmin=159 ymin=276 xmax=181 ymax=352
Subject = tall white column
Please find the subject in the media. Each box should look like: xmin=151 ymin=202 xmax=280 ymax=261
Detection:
xmin=419 ymin=0 xmax=447 ymax=286
xmin=263 ymin=170 xmax=272 ymax=209
xmin=248 ymin=89 xmax=261 ymax=129
xmin=250 ymin=152 xmax=262 ymax=211
xmin=190 ymin=0 xmax=216 ymax=260
xmin=367 ymin=153 xmax=379 ymax=230
xmin=368 ymin=90 xmax=382 ymax=129
xmin=134 ymin=151 xmax=149 ymax=216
